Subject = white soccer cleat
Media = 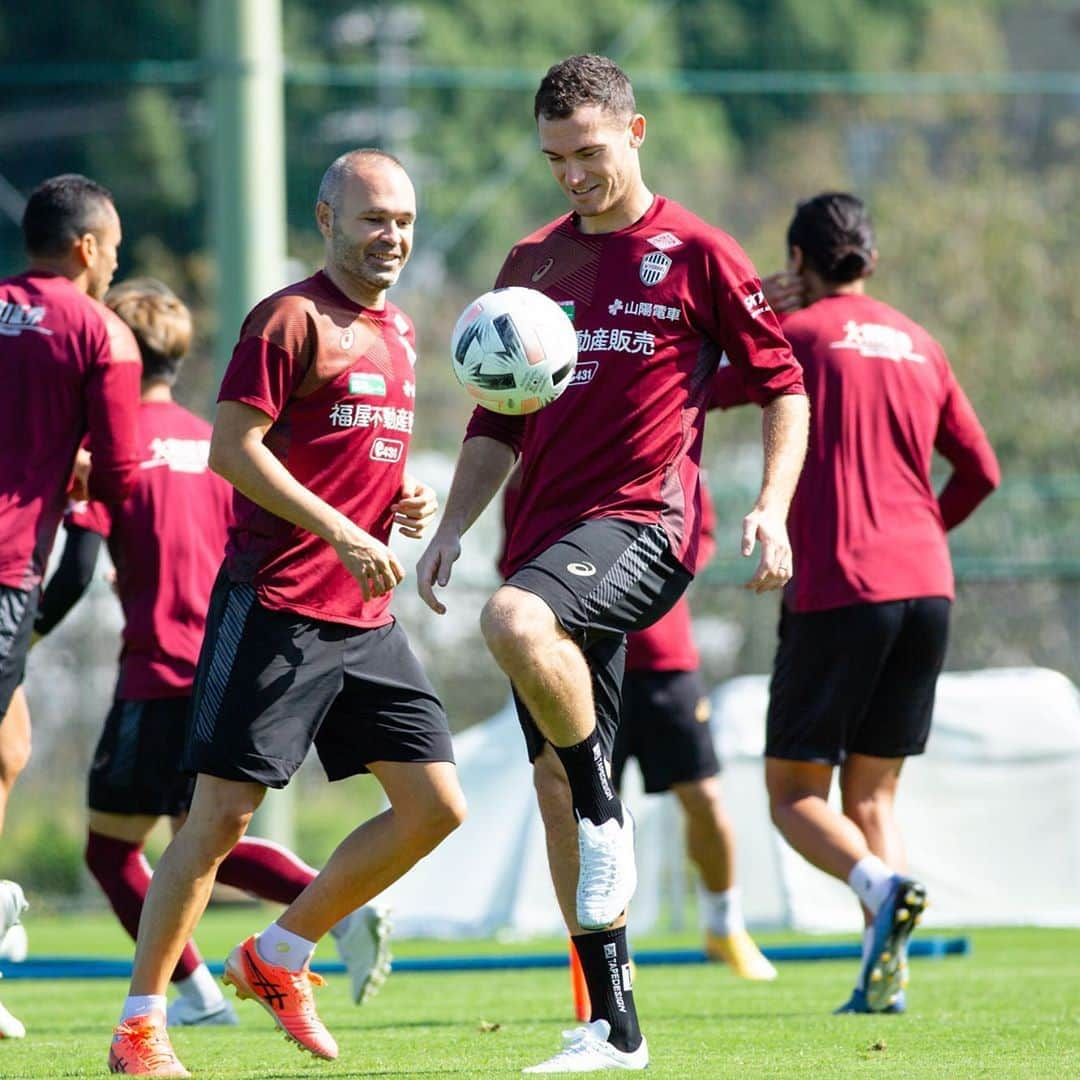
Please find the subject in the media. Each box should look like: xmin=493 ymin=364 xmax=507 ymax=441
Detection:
xmin=576 ymin=811 xmax=637 ymax=932
xmin=165 ymin=995 xmax=238 ymax=1027
xmin=334 ymin=904 xmax=393 ymax=1005
xmin=0 ymin=880 xmax=27 ymax=940
xmin=0 ymin=998 xmax=25 ymax=1039
xmin=0 ymin=924 xmax=28 ymax=963
xmin=523 ymin=1019 xmax=648 ymax=1073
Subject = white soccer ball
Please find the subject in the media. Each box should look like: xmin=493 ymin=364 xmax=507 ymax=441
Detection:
xmin=450 ymin=286 xmax=578 ymax=415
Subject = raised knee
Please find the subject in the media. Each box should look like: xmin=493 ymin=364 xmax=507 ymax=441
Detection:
xmin=480 ymin=589 xmax=540 ymax=666
xmin=411 ymin=790 xmax=467 ymax=849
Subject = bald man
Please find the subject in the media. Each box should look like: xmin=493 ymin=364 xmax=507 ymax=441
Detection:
xmin=107 ymin=150 xmax=465 ymax=1077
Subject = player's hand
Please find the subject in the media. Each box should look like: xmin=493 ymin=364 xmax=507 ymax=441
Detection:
xmin=334 ymin=525 xmax=405 ymax=601
xmin=417 ymin=531 xmax=461 ymax=615
xmin=740 ymin=506 xmax=793 ymax=594
xmin=761 ymin=271 xmax=805 ymax=314
xmin=68 ymin=447 xmax=92 ymax=502
xmin=392 ymin=475 xmax=439 ymax=540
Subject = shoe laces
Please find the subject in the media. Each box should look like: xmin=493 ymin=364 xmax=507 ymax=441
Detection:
xmin=283 ymin=968 xmax=326 ymax=1016
xmin=116 ymin=1021 xmax=180 ymax=1070
xmin=579 ymin=827 xmax=621 ymax=899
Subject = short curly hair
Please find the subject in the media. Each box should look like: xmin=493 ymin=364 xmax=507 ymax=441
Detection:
xmin=105 ymin=277 xmax=192 ymax=385
xmin=534 ymin=54 xmax=635 ymax=123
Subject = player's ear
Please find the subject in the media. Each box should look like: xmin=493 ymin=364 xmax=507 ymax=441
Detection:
xmin=73 ymin=231 xmax=96 ymax=269
xmin=628 ymin=113 xmax=646 ymax=149
xmin=315 ymin=200 xmax=334 ymax=239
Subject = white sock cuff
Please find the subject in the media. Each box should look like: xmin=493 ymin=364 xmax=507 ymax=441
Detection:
xmin=257 ymin=922 xmax=317 ymax=972
xmin=699 ymin=884 xmax=744 ymax=936
xmin=848 ymin=855 xmax=894 ymax=914
xmin=120 ymin=994 xmax=167 ymax=1023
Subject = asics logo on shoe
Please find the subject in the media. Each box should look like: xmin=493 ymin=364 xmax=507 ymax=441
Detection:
xmin=244 ymin=946 xmax=287 ymax=1011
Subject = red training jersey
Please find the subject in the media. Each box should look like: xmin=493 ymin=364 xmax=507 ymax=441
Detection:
xmin=625 ymin=482 xmax=718 ymax=672
xmin=0 ymin=271 xmax=141 ymax=591
xmin=67 ymin=401 xmax=232 ymax=699
xmin=219 ymin=271 xmax=418 ymax=627
xmin=467 ymin=196 xmax=805 ymax=577
xmin=715 ymin=293 xmax=999 ymax=611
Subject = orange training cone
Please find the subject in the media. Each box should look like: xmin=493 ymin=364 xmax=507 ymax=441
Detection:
xmin=570 ymin=939 xmax=591 ymax=1022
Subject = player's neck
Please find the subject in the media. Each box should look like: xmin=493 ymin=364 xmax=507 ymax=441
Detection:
xmin=141 ymin=382 xmax=173 ymax=403
xmin=27 ymin=256 xmax=91 ymax=294
xmin=804 ymin=275 xmax=867 ymax=305
xmin=322 ymin=263 xmax=387 ymax=311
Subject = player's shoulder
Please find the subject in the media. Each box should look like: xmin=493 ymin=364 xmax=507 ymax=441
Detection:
xmin=649 ymin=197 xmax=742 ymax=251
xmin=242 ymin=274 xmax=323 ymax=327
xmin=147 ymin=399 xmax=213 ymax=438
xmin=94 ymin=298 xmax=142 ymax=364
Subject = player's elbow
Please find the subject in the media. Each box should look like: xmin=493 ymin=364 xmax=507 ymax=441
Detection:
xmin=88 ymin=462 xmax=138 ymax=505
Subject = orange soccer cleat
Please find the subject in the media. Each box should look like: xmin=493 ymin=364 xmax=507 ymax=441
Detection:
xmin=223 ymin=934 xmax=338 ymax=1060
xmin=107 ymin=1011 xmax=190 ymax=1077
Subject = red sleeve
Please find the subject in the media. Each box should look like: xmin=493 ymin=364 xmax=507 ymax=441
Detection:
xmin=218 ymin=337 xmax=303 ymax=420
xmin=464 ymin=406 xmax=526 ymax=456
xmin=85 ymin=312 xmax=142 ymax=504
xmin=708 ymin=361 xmax=752 ymax=411
xmin=934 ymin=371 xmax=1000 ymax=529
xmin=704 ymin=239 xmax=806 ymax=406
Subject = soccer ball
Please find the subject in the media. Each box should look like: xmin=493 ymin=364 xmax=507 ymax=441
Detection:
xmin=450 ymin=286 xmax=578 ymax=415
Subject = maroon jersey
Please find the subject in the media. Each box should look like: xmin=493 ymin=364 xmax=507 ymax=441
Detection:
xmin=0 ymin=271 xmax=141 ymax=591
xmin=625 ymin=482 xmax=717 ymax=673
xmin=714 ymin=293 xmax=999 ymax=612
xmin=467 ymin=196 xmax=804 ymax=576
xmin=219 ymin=271 xmax=417 ymax=627
xmin=68 ymin=401 xmax=232 ymax=699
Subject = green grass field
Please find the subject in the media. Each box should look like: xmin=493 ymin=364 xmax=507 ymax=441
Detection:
xmin=1 ymin=907 xmax=1078 ymax=1077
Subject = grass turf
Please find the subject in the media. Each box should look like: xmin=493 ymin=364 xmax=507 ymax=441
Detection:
xmin=1 ymin=908 xmax=1078 ymax=1077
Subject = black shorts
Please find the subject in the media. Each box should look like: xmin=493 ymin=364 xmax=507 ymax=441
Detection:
xmin=0 ymin=585 xmax=38 ymax=717
xmin=88 ymin=693 xmax=196 ymax=817
xmin=184 ymin=573 xmax=454 ymax=788
xmin=612 ymin=669 xmax=720 ymax=794
xmin=766 ymin=597 xmax=951 ymax=765
xmin=506 ymin=519 xmax=692 ymax=763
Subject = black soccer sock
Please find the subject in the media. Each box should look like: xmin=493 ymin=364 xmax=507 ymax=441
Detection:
xmin=553 ymin=729 xmax=623 ymax=826
xmin=572 ymin=929 xmax=642 ymax=1053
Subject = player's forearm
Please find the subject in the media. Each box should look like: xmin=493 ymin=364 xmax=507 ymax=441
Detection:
xmin=436 ymin=436 xmax=516 ymax=538
xmin=34 ymin=526 xmax=103 ymax=637
xmin=210 ymin=434 xmax=359 ymax=550
xmin=754 ymin=392 xmax=809 ymax=513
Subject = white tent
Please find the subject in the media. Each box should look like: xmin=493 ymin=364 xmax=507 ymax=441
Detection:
xmin=381 ymin=667 xmax=1080 ymax=937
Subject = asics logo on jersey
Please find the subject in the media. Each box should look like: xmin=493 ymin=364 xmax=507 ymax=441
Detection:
xmin=0 ymin=301 xmax=53 ymax=336
xmin=567 ymin=561 xmax=596 ymax=576
xmin=531 ymin=258 xmax=555 ymax=282
xmin=639 ymin=251 xmax=672 ymax=286
xmin=370 ymin=437 xmax=404 ymax=462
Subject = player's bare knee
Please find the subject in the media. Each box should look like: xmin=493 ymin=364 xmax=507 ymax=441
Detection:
xmin=0 ymin=737 xmax=31 ymax=787
xmin=673 ymin=776 xmax=721 ymax=818
xmin=481 ymin=588 xmax=544 ymax=668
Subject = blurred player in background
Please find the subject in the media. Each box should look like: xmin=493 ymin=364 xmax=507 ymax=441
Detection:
xmin=720 ymin=191 xmax=999 ymax=1014
xmin=612 ymin=483 xmax=776 ymax=981
xmin=0 ymin=173 xmax=142 ymax=1039
xmin=107 ymin=149 xmax=464 ymax=1077
xmin=34 ymin=279 xmax=390 ymax=1032
xmin=419 ymin=55 xmax=807 ymax=1072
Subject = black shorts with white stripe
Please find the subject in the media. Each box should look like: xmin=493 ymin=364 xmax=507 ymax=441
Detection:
xmin=184 ymin=568 xmax=453 ymax=788
xmin=505 ymin=518 xmax=691 ymax=763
